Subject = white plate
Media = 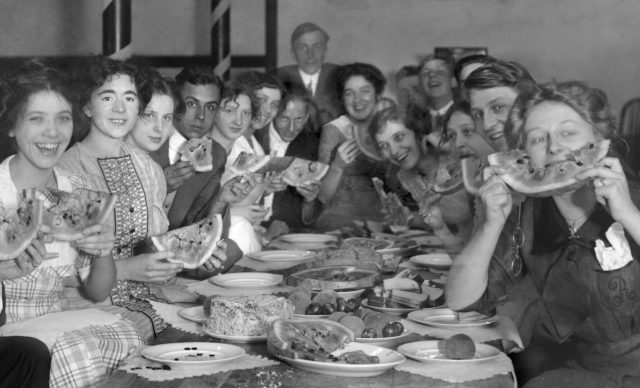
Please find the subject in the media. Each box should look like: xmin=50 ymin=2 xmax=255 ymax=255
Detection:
xmin=293 ymin=313 xmax=330 ymax=320
xmin=408 ymin=309 xmax=499 ymax=328
xmin=361 ymin=298 xmax=418 ymax=316
xmin=398 ymin=340 xmax=501 ymax=363
xmin=275 ymin=233 xmax=339 ymax=249
xmin=273 ymin=342 xmax=405 ymax=377
xmin=209 ymin=272 xmax=282 ymax=288
xmin=356 ymin=329 xmax=413 ymax=346
xmin=141 ymin=342 xmax=244 ymax=367
xmin=409 ymin=253 xmax=452 ymax=271
xmin=177 ymin=306 xmax=207 ymax=323
xmin=248 ymin=250 xmax=316 ymax=263
xmin=201 ymin=326 xmax=267 ymax=343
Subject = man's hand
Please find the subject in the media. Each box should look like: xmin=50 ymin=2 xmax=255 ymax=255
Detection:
xmin=164 ymin=161 xmax=196 ymax=192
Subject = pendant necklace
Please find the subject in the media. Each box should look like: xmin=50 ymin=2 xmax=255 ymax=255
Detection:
xmin=564 ymin=204 xmax=597 ymax=237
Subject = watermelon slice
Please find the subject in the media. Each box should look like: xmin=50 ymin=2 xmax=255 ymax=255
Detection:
xmin=229 ymin=151 xmax=271 ymax=176
xmin=179 ymin=137 xmax=214 ymax=172
xmin=487 ymin=139 xmax=610 ymax=197
xmin=461 ymin=156 xmax=488 ymax=195
xmin=282 ymin=159 xmax=330 ymax=187
xmin=354 ymin=125 xmax=384 ymax=161
xmin=150 ymin=214 xmax=223 ymax=269
xmin=0 ymin=197 xmax=43 ymax=261
xmin=26 ymin=187 xmax=117 ymax=241
xmin=267 ymin=319 xmax=355 ymax=361
xmin=433 ymin=153 xmax=464 ymax=194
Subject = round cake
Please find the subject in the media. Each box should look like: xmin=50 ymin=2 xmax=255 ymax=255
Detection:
xmin=203 ymin=295 xmax=294 ymax=336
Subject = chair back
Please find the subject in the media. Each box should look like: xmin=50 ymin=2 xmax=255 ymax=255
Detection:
xmin=619 ymin=97 xmax=640 ymax=138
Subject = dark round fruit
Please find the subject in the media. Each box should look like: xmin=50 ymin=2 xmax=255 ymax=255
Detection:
xmin=443 ymin=333 xmax=476 ymax=360
xmin=305 ymin=303 xmax=324 ymax=315
xmin=381 ymin=321 xmax=404 ymax=337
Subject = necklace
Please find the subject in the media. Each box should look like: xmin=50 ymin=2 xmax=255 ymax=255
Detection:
xmin=564 ymin=204 xmax=597 ymax=236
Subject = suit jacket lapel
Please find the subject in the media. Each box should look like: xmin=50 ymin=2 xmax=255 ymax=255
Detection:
xmin=149 ymin=140 xmax=170 ymax=168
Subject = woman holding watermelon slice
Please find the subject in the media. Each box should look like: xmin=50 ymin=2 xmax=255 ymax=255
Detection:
xmin=447 ymin=81 xmax=640 ymax=387
xmin=315 ymin=62 xmax=388 ymax=231
xmin=369 ymin=104 xmax=474 ymax=252
xmin=0 ymin=59 xmax=150 ymax=387
xmin=58 ymin=57 xmax=234 ymax=337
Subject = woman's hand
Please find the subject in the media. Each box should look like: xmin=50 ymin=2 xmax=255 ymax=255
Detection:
xmin=200 ymin=240 xmax=227 ymax=272
xmin=1 ymin=238 xmax=56 ymax=280
xmin=576 ymin=157 xmax=638 ymax=223
xmin=164 ymin=161 xmax=196 ymax=193
xmin=264 ymin=173 xmax=287 ymax=195
xmin=72 ymin=223 xmax=115 ymax=257
xmin=479 ymin=166 xmax=513 ymax=227
xmin=219 ymin=174 xmax=256 ymax=205
xmin=333 ymin=139 xmax=360 ymax=170
xmin=117 ymin=251 xmax=183 ymax=283
xmin=230 ymin=204 xmax=268 ymax=224
xmin=296 ymin=181 xmax=321 ymax=202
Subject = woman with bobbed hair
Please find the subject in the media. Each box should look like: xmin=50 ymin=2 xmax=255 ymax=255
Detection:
xmin=315 ymin=62 xmax=389 ymax=230
xmin=447 ymin=80 xmax=640 ymax=387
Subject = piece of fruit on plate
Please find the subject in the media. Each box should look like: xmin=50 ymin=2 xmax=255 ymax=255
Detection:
xmin=179 ymin=137 xmax=214 ymax=172
xmin=0 ymin=197 xmax=43 ymax=261
xmin=267 ymin=319 xmax=355 ymax=361
xmin=150 ymin=214 xmax=223 ymax=269
xmin=487 ymin=139 xmax=610 ymax=197
xmin=25 ymin=187 xmax=117 ymax=241
xmin=229 ymin=151 xmax=271 ymax=175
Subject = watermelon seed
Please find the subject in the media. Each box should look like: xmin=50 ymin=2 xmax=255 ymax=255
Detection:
xmin=516 ymin=158 xmax=526 ymax=164
xmin=576 ymin=161 xmax=583 ymax=166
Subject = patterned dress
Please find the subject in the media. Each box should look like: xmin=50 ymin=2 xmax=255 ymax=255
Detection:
xmin=58 ymin=142 xmax=170 ymax=336
xmin=315 ymin=115 xmax=386 ymax=231
xmin=0 ymin=155 xmax=145 ymax=388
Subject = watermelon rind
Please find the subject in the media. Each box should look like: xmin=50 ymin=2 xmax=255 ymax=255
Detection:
xmin=230 ymin=152 xmax=271 ymax=176
xmin=487 ymin=140 xmax=610 ymax=197
xmin=0 ymin=198 xmax=43 ymax=262
xmin=151 ymin=214 xmax=223 ymax=269
xmin=28 ymin=188 xmax=118 ymax=242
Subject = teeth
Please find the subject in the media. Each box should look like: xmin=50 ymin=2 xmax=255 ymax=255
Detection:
xmin=111 ymin=119 xmax=126 ymax=124
xmin=36 ymin=143 xmax=58 ymax=151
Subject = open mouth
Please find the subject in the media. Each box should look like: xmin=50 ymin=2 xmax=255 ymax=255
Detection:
xmin=35 ymin=143 xmax=60 ymax=155
xmin=109 ymin=119 xmax=127 ymax=126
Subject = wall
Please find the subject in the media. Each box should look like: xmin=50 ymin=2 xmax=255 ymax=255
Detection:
xmin=0 ymin=0 xmax=638 ymax=111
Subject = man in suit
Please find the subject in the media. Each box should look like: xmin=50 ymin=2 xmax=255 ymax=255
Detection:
xmin=418 ymin=54 xmax=458 ymax=148
xmin=254 ymin=88 xmax=322 ymax=230
xmin=274 ymin=22 xmax=342 ymax=132
xmin=149 ymin=64 xmax=223 ymax=229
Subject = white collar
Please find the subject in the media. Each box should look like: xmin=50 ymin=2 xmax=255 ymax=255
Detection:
xmin=429 ymin=100 xmax=454 ymax=117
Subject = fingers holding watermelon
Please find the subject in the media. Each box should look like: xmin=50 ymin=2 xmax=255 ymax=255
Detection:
xmin=118 ymin=251 xmax=183 ymax=283
xmin=576 ymin=157 xmax=636 ymax=223
xmin=334 ymin=139 xmax=360 ymax=170
xmin=72 ymin=223 xmax=115 ymax=257
xmin=201 ymin=240 xmax=228 ymax=271
xmin=219 ymin=174 xmax=257 ymax=205
xmin=164 ymin=161 xmax=196 ymax=193
xmin=478 ymin=175 xmax=513 ymax=226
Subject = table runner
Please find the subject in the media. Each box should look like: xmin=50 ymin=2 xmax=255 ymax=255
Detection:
xmin=149 ymin=301 xmax=204 ymax=335
xmin=395 ymin=353 xmax=516 ymax=384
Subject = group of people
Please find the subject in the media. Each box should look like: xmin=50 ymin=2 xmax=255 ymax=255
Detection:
xmin=1 ymin=20 xmax=640 ymax=388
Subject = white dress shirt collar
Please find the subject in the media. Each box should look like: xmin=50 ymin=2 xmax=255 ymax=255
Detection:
xmin=299 ymin=69 xmax=320 ymax=96
xmin=268 ymin=122 xmax=290 ymax=157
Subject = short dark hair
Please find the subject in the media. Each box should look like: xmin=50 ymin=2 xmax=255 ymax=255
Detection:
xmin=0 ymin=58 xmax=79 ymax=150
xmin=235 ymin=71 xmax=284 ymax=94
xmin=143 ymin=67 xmax=185 ymax=117
xmin=175 ymin=64 xmax=223 ymax=91
xmin=335 ymin=62 xmax=387 ymax=99
xmin=453 ymin=54 xmax=498 ymax=82
xmin=290 ymin=22 xmax=329 ymax=48
xmin=394 ymin=65 xmax=420 ymax=82
xmin=220 ymin=81 xmax=260 ymax=119
xmin=418 ymin=54 xmax=455 ymax=76
xmin=280 ymin=86 xmax=312 ymax=114
xmin=464 ymin=60 xmax=537 ymax=96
